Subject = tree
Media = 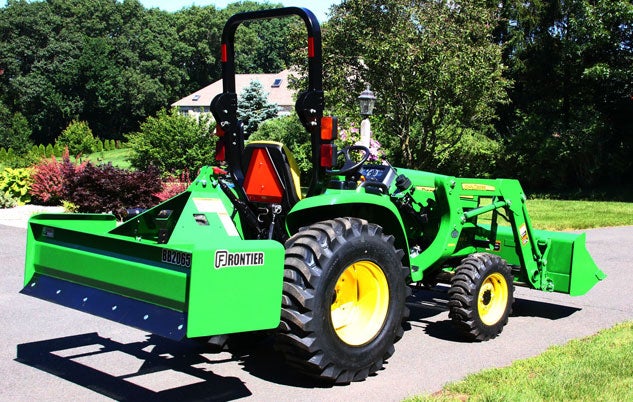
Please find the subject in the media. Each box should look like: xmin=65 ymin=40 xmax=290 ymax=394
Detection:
xmin=222 ymin=2 xmax=297 ymax=74
xmin=324 ymin=0 xmax=509 ymax=170
xmin=0 ymin=101 xmax=33 ymax=154
xmin=497 ymin=0 xmax=633 ymax=192
xmin=0 ymin=0 xmax=189 ymax=141
xmin=237 ymin=80 xmax=279 ymax=138
xmin=0 ymin=0 xmax=300 ymax=145
xmin=56 ymin=120 xmax=97 ymax=156
xmin=127 ymin=108 xmax=216 ymax=174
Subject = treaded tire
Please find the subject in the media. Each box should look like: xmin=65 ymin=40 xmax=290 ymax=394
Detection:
xmin=275 ymin=217 xmax=410 ymax=383
xmin=448 ymin=253 xmax=514 ymax=341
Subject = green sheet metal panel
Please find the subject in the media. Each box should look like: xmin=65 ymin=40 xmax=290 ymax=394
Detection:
xmin=186 ymin=238 xmax=285 ymax=337
xmin=25 ymin=217 xmax=189 ymax=309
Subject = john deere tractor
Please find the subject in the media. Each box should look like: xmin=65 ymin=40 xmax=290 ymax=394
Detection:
xmin=21 ymin=7 xmax=604 ymax=383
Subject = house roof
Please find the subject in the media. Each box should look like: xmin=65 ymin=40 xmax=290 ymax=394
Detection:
xmin=172 ymin=69 xmax=294 ymax=108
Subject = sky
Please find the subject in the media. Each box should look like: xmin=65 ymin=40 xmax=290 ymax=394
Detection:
xmin=138 ymin=0 xmax=340 ymax=22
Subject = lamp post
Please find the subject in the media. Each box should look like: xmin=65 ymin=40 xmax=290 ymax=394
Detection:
xmin=358 ymin=85 xmax=376 ymax=148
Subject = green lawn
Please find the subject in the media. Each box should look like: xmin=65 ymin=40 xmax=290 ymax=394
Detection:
xmin=76 ymin=148 xmax=132 ymax=169
xmin=408 ymin=199 xmax=633 ymax=401
xmin=526 ymin=199 xmax=633 ymax=230
xmin=408 ymin=321 xmax=633 ymax=402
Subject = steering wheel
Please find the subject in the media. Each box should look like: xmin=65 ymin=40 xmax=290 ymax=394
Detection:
xmin=327 ymin=145 xmax=370 ymax=176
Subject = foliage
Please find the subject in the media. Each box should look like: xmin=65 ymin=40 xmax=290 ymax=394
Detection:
xmin=56 ymin=120 xmax=97 ymax=156
xmin=30 ymin=148 xmax=86 ymax=206
xmin=0 ymin=190 xmax=18 ymax=208
xmin=337 ymin=123 xmax=385 ymax=162
xmin=496 ymin=0 xmax=633 ymax=192
xmin=433 ymin=129 xmax=502 ymax=178
xmin=0 ymin=167 xmax=33 ymax=206
xmin=0 ymin=101 xmax=33 ymax=154
xmin=324 ymin=0 xmax=509 ymax=171
xmin=0 ymin=0 xmax=295 ymax=144
xmin=154 ymin=170 xmax=192 ymax=202
xmin=249 ymin=115 xmax=312 ymax=181
xmin=45 ymin=143 xmax=54 ymax=157
xmin=1 ymin=0 xmax=631 ymax=195
xmin=237 ymin=80 xmax=279 ymax=138
xmin=65 ymin=163 xmax=161 ymax=220
xmin=127 ymin=108 xmax=216 ymax=174
xmin=223 ymin=2 xmax=296 ymax=74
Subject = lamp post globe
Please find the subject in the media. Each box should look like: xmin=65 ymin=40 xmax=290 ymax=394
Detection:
xmin=358 ymin=85 xmax=376 ymax=148
xmin=358 ymin=85 xmax=376 ymax=118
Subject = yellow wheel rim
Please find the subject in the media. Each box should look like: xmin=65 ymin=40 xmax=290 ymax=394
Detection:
xmin=478 ymin=272 xmax=509 ymax=326
xmin=330 ymin=260 xmax=389 ymax=346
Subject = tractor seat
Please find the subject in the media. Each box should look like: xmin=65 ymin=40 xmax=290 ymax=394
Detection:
xmin=241 ymin=141 xmax=302 ymax=210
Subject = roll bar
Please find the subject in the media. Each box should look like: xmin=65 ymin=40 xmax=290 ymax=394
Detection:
xmin=210 ymin=7 xmax=327 ymax=196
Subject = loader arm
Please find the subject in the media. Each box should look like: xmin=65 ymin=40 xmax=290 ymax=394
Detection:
xmin=399 ymin=170 xmax=605 ymax=295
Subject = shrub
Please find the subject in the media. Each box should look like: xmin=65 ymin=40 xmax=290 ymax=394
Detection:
xmin=96 ymin=139 xmax=104 ymax=153
xmin=0 ymin=190 xmax=17 ymax=208
xmin=45 ymin=143 xmax=54 ymax=157
xmin=54 ymin=143 xmax=63 ymax=157
xmin=0 ymin=102 xmax=33 ymax=155
xmin=154 ymin=170 xmax=192 ymax=202
xmin=127 ymin=108 xmax=216 ymax=175
xmin=337 ymin=123 xmax=385 ymax=162
xmin=65 ymin=163 xmax=162 ymax=220
xmin=30 ymin=148 xmax=86 ymax=205
xmin=0 ymin=167 xmax=33 ymax=205
xmin=56 ymin=120 xmax=98 ymax=156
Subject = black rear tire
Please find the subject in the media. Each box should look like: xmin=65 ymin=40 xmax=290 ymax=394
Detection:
xmin=276 ymin=217 xmax=410 ymax=383
xmin=448 ymin=253 xmax=514 ymax=341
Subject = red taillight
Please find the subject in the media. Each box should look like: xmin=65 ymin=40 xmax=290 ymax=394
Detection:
xmin=321 ymin=116 xmax=337 ymax=141
xmin=320 ymin=144 xmax=334 ymax=168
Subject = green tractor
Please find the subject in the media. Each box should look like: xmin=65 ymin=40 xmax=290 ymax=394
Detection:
xmin=21 ymin=7 xmax=605 ymax=383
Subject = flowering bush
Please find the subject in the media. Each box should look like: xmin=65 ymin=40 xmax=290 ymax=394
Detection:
xmin=30 ymin=148 xmax=86 ymax=205
xmin=154 ymin=170 xmax=192 ymax=202
xmin=338 ymin=123 xmax=384 ymax=162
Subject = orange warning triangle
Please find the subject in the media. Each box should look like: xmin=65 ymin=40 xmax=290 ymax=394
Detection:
xmin=243 ymin=148 xmax=284 ymax=203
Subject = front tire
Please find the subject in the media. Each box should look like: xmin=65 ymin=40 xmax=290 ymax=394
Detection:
xmin=276 ymin=217 xmax=410 ymax=383
xmin=448 ymin=253 xmax=514 ymax=341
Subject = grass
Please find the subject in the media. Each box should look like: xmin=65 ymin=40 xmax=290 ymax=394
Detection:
xmin=407 ymin=199 xmax=633 ymax=401
xmin=526 ymin=199 xmax=633 ymax=231
xmin=75 ymin=148 xmax=132 ymax=169
xmin=408 ymin=321 xmax=633 ymax=402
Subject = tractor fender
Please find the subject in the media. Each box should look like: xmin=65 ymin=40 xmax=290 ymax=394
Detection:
xmin=286 ymin=191 xmax=411 ymax=268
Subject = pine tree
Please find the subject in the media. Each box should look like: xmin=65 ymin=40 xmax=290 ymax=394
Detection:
xmin=237 ymin=80 xmax=279 ymax=138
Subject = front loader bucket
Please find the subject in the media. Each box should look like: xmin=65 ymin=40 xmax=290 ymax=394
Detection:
xmin=535 ymin=230 xmax=606 ymax=296
xmin=21 ymin=181 xmax=285 ymax=340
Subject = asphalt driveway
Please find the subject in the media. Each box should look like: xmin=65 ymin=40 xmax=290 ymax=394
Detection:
xmin=1 ymin=223 xmax=631 ymax=401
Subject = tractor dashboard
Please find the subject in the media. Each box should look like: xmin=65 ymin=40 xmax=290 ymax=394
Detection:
xmin=360 ymin=164 xmax=398 ymax=194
